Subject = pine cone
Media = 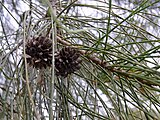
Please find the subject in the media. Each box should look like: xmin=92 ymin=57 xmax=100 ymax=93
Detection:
xmin=25 ymin=36 xmax=52 ymax=69
xmin=55 ymin=47 xmax=82 ymax=77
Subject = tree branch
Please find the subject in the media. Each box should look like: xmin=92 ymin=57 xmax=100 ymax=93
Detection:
xmin=57 ymin=36 xmax=160 ymax=87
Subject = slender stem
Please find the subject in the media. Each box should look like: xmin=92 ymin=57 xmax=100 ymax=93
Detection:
xmin=45 ymin=0 xmax=57 ymax=119
xmin=23 ymin=11 xmax=40 ymax=120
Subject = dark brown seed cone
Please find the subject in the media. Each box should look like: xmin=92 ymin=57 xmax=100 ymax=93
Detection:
xmin=55 ymin=47 xmax=82 ymax=77
xmin=25 ymin=36 xmax=52 ymax=69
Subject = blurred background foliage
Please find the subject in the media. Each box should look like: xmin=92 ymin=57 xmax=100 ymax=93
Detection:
xmin=0 ymin=0 xmax=160 ymax=119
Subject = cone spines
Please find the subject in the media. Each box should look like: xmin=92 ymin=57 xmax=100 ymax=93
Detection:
xmin=25 ymin=36 xmax=52 ymax=69
xmin=55 ymin=47 xmax=82 ymax=77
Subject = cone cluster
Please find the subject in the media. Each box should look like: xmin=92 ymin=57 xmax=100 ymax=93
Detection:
xmin=25 ymin=36 xmax=82 ymax=77
xmin=55 ymin=47 xmax=82 ymax=77
xmin=25 ymin=36 xmax=52 ymax=69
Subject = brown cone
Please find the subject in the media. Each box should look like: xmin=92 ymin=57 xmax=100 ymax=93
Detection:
xmin=25 ymin=36 xmax=52 ymax=69
xmin=55 ymin=47 xmax=82 ymax=77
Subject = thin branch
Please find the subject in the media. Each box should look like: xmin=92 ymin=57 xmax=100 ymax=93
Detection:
xmin=57 ymin=36 xmax=160 ymax=87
